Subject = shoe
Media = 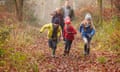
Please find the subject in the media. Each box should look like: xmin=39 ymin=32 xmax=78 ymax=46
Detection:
xmin=66 ymin=51 xmax=69 ymax=56
xmin=63 ymin=52 xmax=66 ymax=56
xmin=51 ymin=55 xmax=55 ymax=58
xmin=63 ymin=53 xmax=66 ymax=56
xmin=84 ymin=52 xmax=87 ymax=56
xmin=63 ymin=51 xmax=67 ymax=56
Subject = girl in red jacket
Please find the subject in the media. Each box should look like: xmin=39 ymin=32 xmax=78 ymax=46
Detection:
xmin=63 ymin=17 xmax=77 ymax=56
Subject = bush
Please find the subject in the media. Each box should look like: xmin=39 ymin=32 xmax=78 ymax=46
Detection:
xmin=97 ymin=56 xmax=107 ymax=64
xmin=106 ymin=21 xmax=120 ymax=53
xmin=0 ymin=60 xmax=6 ymax=67
xmin=0 ymin=48 xmax=5 ymax=58
xmin=93 ymin=21 xmax=114 ymax=51
xmin=0 ymin=26 xmax=11 ymax=46
xmin=9 ymin=52 xmax=29 ymax=71
xmin=0 ymin=13 xmax=43 ymax=71
xmin=32 ymin=62 xmax=39 ymax=72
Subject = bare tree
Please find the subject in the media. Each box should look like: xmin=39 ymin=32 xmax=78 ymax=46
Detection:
xmin=97 ymin=0 xmax=103 ymax=24
xmin=14 ymin=0 xmax=24 ymax=21
xmin=114 ymin=0 xmax=120 ymax=20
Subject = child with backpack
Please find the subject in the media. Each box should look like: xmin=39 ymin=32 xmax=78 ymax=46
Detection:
xmin=63 ymin=16 xmax=77 ymax=56
xmin=79 ymin=13 xmax=95 ymax=56
xmin=40 ymin=18 xmax=62 ymax=58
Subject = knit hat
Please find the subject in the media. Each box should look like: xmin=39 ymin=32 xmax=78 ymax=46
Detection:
xmin=53 ymin=18 xmax=60 ymax=24
xmin=64 ymin=16 xmax=71 ymax=24
xmin=85 ymin=13 xmax=92 ymax=20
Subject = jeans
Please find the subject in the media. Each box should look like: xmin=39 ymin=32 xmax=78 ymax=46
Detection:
xmin=83 ymin=37 xmax=91 ymax=55
xmin=64 ymin=39 xmax=73 ymax=54
xmin=48 ymin=39 xmax=57 ymax=55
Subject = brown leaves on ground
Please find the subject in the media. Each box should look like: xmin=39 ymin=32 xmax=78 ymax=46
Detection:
xmin=27 ymin=36 xmax=120 ymax=72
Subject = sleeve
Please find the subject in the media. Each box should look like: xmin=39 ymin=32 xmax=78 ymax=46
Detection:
xmin=72 ymin=27 xmax=77 ymax=34
xmin=90 ymin=23 xmax=96 ymax=37
xmin=40 ymin=23 xmax=50 ymax=33
xmin=79 ymin=24 xmax=83 ymax=33
xmin=52 ymin=16 xmax=55 ymax=23
xmin=90 ymin=28 xmax=95 ymax=37
xmin=57 ymin=26 xmax=62 ymax=37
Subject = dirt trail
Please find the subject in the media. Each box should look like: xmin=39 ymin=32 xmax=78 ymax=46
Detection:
xmin=28 ymin=35 xmax=120 ymax=72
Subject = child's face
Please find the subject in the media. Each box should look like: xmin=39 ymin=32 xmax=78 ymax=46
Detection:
xmin=56 ymin=8 xmax=61 ymax=14
xmin=87 ymin=19 xmax=91 ymax=24
xmin=84 ymin=20 xmax=90 ymax=27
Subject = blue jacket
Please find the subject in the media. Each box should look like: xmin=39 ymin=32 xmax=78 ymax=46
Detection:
xmin=79 ymin=24 xmax=95 ymax=38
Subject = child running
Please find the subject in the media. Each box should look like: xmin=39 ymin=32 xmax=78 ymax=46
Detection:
xmin=40 ymin=18 xmax=62 ymax=58
xmin=79 ymin=13 xmax=95 ymax=56
xmin=63 ymin=16 xmax=77 ymax=56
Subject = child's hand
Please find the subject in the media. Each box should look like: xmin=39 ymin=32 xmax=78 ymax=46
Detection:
xmin=60 ymin=37 xmax=63 ymax=40
xmin=67 ymin=32 xmax=73 ymax=34
xmin=57 ymin=37 xmax=62 ymax=42
xmin=40 ymin=31 xmax=42 ymax=33
xmin=88 ymin=34 xmax=92 ymax=38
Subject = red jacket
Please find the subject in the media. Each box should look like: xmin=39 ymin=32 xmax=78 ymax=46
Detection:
xmin=63 ymin=25 xmax=77 ymax=40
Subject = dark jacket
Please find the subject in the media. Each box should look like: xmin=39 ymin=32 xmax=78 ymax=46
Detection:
xmin=52 ymin=12 xmax=64 ymax=29
xmin=62 ymin=6 xmax=75 ymax=21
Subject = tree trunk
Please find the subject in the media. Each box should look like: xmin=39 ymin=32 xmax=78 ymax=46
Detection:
xmin=113 ymin=0 xmax=120 ymax=21
xmin=97 ymin=0 xmax=103 ymax=25
xmin=14 ymin=0 xmax=24 ymax=21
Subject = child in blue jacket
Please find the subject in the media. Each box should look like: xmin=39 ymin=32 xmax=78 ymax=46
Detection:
xmin=79 ymin=13 xmax=95 ymax=56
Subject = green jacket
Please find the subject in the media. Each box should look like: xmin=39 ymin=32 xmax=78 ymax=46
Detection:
xmin=40 ymin=23 xmax=62 ymax=39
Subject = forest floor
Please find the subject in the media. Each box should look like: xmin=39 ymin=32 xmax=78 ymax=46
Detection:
xmin=26 ymin=33 xmax=120 ymax=72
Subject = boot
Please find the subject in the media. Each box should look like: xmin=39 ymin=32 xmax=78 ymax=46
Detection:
xmin=63 ymin=50 xmax=67 ymax=56
xmin=52 ymin=49 xmax=56 ymax=58
xmin=84 ymin=44 xmax=87 ymax=56
xmin=66 ymin=50 xmax=70 ymax=55
xmin=87 ymin=48 xmax=90 ymax=55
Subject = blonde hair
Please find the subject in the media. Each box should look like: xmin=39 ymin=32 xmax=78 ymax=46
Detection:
xmin=81 ymin=19 xmax=95 ymax=30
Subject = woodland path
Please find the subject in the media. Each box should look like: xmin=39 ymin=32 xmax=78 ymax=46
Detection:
xmin=27 ymin=34 xmax=120 ymax=72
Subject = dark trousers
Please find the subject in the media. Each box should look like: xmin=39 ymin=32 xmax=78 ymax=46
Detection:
xmin=84 ymin=44 xmax=90 ymax=55
xmin=83 ymin=37 xmax=91 ymax=55
xmin=64 ymin=39 xmax=73 ymax=54
xmin=60 ymin=24 xmax=66 ymax=41
xmin=48 ymin=39 xmax=57 ymax=55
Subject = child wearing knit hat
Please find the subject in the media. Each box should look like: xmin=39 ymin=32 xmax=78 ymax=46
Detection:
xmin=79 ymin=13 xmax=95 ymax=56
